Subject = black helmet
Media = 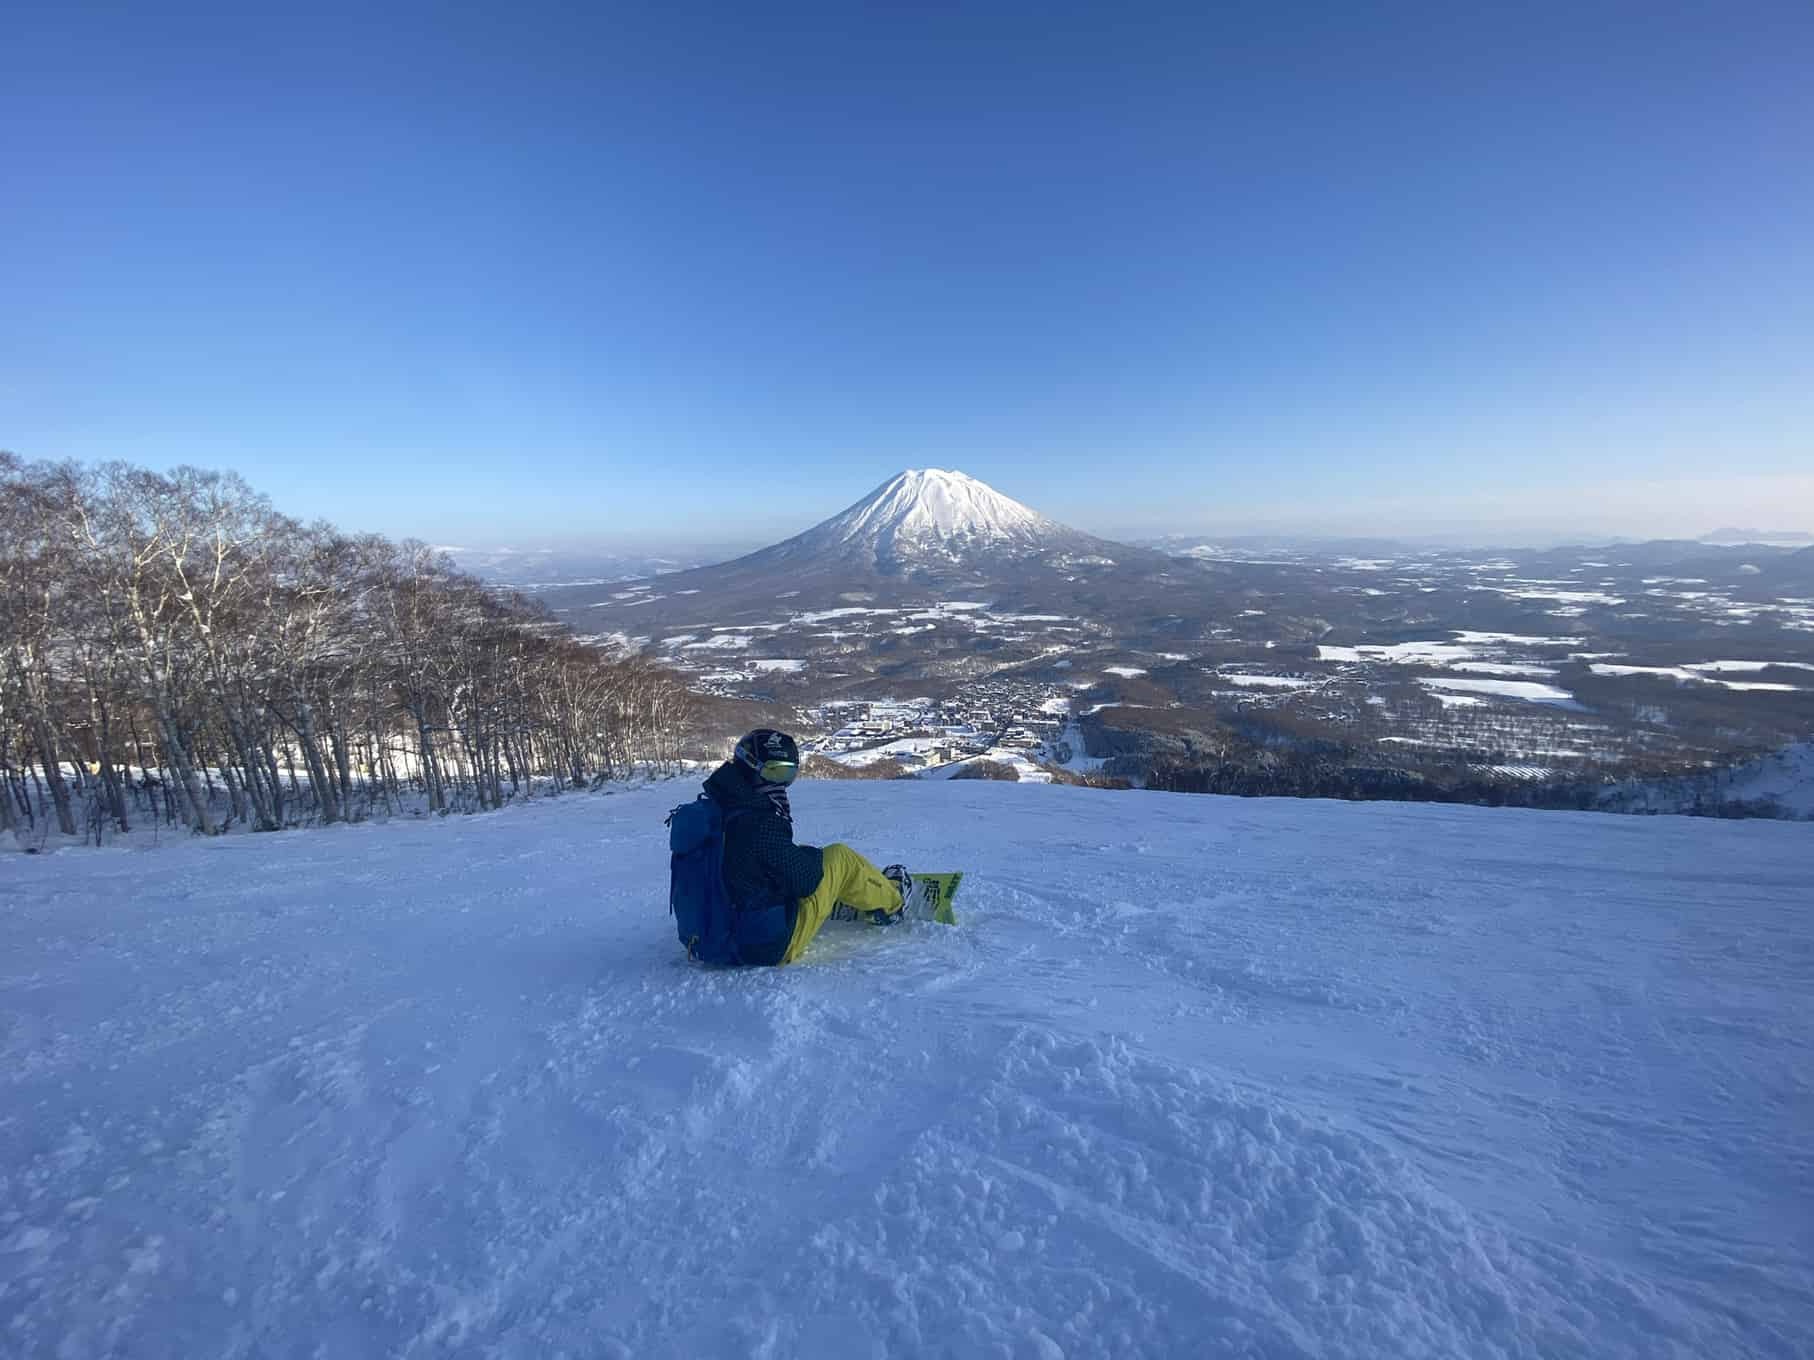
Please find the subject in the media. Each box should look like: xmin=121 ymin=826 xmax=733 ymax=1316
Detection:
xmin=735 ymin=729 xmax=801 ymax=785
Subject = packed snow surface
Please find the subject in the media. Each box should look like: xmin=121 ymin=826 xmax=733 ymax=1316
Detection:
xmin=4 ymin=785 xmax=1811 ymax=1358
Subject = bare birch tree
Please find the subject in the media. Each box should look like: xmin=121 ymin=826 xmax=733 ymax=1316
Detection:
xmin=0 ymin=454 xmax=706 ymax=846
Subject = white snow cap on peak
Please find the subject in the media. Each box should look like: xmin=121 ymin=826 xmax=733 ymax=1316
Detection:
xmin=829 ymin=468 xmax=1058 ymax=546
xmin=755 ymin=466 xmax=1094 ymax=569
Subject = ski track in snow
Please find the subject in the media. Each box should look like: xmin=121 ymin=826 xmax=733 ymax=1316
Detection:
xmin=2 ymin=785 xmax=1811 ymax=1358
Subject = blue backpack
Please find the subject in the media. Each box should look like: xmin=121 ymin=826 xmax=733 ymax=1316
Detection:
xmin=667 ymin=795 xmax=796 ymax=965
xmin=667 ymin=796 xmax=742 ymax=963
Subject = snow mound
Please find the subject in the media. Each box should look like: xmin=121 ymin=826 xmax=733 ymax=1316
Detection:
xmin=3 ymin=785 xmax=1809 ymax=1357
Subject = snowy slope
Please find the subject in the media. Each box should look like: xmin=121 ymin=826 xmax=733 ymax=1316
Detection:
xmin=1600 ymin=742 xmax=1814 ymax=819
xmin=1724 ymin=741 xmax=1814 ymax=816
xmin=3 ymin=786 xmax=1811 ymax=1358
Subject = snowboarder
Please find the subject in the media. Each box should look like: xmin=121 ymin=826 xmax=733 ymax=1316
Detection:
xmin=702 ymin=729 xmax=910 ymax=965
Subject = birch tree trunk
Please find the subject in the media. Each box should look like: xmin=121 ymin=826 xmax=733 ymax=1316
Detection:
xmin=28 ymin=708 xmax=78 ymax=837
xmin=0 ymin=753 xmax=19 ymax=838
xmin=295 ymin=701 xmax=340 ymax=824
xmin=95 ymin=732 xmax=129 ymax=833
xmin=330 ymin=725 xmax=353 ymax=812
xmin=220 ymin=764 xmax=246 ymax=828
xmin=224 ymin=714 xmax=279 ymax=831
xmin=415 ymin=716 xmax=447 ymax=812
xmin=155 ymin=704 xmax=217 ymax=834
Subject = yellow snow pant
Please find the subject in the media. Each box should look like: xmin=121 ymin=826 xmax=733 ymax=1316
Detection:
xmin=781 ymin=843 xmax=904 ymax=964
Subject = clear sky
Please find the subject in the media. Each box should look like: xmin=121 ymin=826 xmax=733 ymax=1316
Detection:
xmin=5 ymin=1 xmax=1811 ymax=548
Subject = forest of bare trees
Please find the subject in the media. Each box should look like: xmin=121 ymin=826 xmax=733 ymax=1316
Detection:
xmin=1 ymin=453 xmax=704 ymax=846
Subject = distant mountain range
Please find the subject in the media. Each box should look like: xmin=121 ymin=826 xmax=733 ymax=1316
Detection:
xmin=438 ymin=544 xmax=744 ymax=588
xmin=526 ymin=470 xmax=1814 ymax=638
xmin=1146 ymin=528 xmax=1814 ymax=556
xmin=1700 ymin=527 xmax=1814 ymax=547
xmin=1140 ymin=533 xmax=1421 ymax=560
xmin=449 ymin=497 xmax=1812 ymax=594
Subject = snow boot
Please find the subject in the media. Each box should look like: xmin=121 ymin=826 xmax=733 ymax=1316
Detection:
xmin=874 ymin=865 xmax=913 ymax=924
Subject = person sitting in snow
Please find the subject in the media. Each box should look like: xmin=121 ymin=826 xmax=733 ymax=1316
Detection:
xmin=702 ymin=729 xmax=911 ymax=965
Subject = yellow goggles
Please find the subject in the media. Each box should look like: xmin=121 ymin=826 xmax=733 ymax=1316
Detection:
xmin=757 ymin=759 xmax=799 ymax=785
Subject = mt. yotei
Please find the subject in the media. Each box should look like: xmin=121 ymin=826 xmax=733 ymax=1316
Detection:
xmin=741 ymin=468 xmax=1127 ymax=574
xmin=536 ymin=469 xmax=1189 ymax=633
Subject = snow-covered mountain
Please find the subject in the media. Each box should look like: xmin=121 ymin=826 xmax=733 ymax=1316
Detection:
xmin=5 ymin=781 xmax=1809 ymax=1355
xmin=822 ymin=468 xmax=1058 ymax=551
xmin=532 ymin=467 xmax=1185 ymax=631
xmin=740 ymin=468 xmax=1125 ymax=574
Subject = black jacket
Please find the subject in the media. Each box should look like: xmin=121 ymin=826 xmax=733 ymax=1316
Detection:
xmin=703 ymin=760 xmax=825 ymax=916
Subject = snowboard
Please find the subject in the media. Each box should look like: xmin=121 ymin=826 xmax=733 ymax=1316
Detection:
xmin=831 ymin=871 xmax=963 ymax=927
xmin=901 ymin=871 xmax=962 ymax=926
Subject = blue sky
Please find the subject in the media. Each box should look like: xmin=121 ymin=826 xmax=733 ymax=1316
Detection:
xmin=5 ymin=1 xmax=1811 ymax=548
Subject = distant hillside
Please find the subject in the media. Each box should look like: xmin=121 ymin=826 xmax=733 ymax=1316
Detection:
xmin=1701 ymin=527 xmax=1814 ymax=547
xmin=439 ymin=544 xmax=739 ymax=587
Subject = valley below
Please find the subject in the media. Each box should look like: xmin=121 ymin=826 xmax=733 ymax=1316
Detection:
xmin=497 ymin=473 xmax=1814 ymax=817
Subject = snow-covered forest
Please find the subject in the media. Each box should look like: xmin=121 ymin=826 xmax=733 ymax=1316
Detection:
xmin=0 ymin=455 xmax=699 ymax=844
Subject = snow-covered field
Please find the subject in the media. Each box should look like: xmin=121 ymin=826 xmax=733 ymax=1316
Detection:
xmin=3 ymin=785 xmax=1810 ymax=1358
xmin=1417 ymin=676 xmax=1582 ymax=707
